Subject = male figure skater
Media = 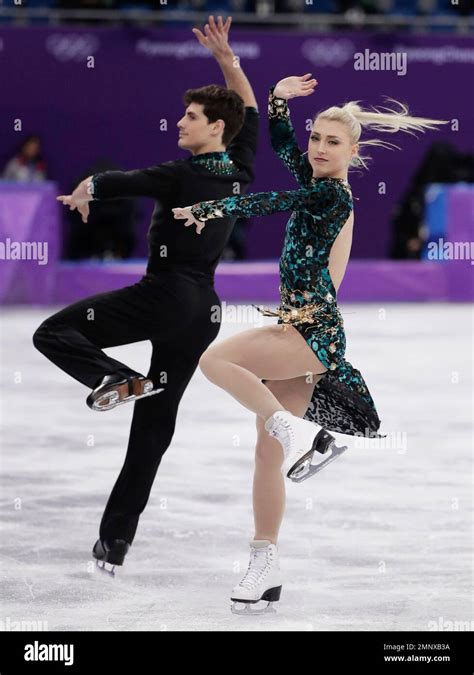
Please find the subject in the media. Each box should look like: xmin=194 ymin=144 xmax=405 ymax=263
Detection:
xmin=33 ymin=16 xmax=259 ymax=572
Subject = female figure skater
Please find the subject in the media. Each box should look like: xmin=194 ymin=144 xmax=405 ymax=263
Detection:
xmin=173 ymin=74 xmax=447 ymax=613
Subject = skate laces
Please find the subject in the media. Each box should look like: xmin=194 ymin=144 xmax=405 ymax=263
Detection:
xmin=239 ymin=548 xmax=274 ymax=590
xmin=272 ymin=414 xmax=296 ymax=454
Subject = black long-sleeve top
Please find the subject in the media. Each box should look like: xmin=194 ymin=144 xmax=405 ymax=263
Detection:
xmin=89 ymin=107 xmax=259 ymax=276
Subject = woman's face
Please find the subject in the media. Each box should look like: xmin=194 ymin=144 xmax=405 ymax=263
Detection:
xmin=307 ymin=118 xmax=357 ymax=177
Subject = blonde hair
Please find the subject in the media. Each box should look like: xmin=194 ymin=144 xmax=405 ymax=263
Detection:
xmin=314 ymin=98 xmax=449 ymax=171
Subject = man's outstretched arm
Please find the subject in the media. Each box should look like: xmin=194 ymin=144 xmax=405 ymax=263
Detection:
xmin=193 ymin=15 xmax=258 ymax=109
xmin=57 ymin=163 xmax=179 ymax=223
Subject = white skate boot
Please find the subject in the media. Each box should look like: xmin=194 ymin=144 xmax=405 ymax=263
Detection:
xmin=265 ymin=410 xmax=348 ymax=482
xmin=230 ymin=540 xmax=282 ymax=615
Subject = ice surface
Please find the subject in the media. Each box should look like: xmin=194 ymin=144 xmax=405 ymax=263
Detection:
xmin=0 ymin=303 xmax=472 ymax=631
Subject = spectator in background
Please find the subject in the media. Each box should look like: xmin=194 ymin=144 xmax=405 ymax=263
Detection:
xmin=2 ymin=134 xmax=47 ymax=182
xmin=66 ymin=159 xmax=138 ymax=261
xmin=333 ymin=0 xmax=381 ymax=15
xmin=389 ymin=141 xmax=474 ymax=259
xmin=56 ymin=1 xmax=118 ymax=8
xmin=452 ymin=0 xmax=473 ymax=16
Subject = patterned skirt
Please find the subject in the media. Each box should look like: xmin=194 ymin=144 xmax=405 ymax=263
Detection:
xmin=254 ymin=293 xmax=383 ymax=438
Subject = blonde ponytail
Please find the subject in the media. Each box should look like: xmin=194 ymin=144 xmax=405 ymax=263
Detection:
xmin=315 ymin=97 xmax=449 ymax=171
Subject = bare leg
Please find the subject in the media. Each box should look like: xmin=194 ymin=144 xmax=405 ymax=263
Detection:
xmin=199 ymin=325 xmax=326 ymax=422
xmin=252 ymin=376 xmax=322 ymax=544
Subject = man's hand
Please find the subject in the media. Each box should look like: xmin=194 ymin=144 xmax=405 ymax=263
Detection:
xmin=172 ymin=206 xmax=206 ymax=234
xmin=194 ymin=14 xmax=257 ymax=108
xmin=192 ymin=15 xmax=233 ymax=61
xmin=57 ymin=195 xmax=91 ymax=223
xmin=57 ymin=177 xmax=92 ymax=223
xmin=274 ymin=74 xmax=318 ymax=101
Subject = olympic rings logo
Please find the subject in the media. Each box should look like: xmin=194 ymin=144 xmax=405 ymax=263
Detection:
xmin=45 ymin=34 xmax=100 ymax=62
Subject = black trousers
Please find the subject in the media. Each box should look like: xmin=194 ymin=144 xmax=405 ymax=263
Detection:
xmin=33 ymin=270 xmax=221 ymax=544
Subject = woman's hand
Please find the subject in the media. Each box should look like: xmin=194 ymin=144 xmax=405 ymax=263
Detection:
xmin=172 ymin=206 xmax=206 ymax=234
xmin=192 ymin=15 xmax=233 ymax=61
xmin=273 ymin=74 xmax=318 ymax=100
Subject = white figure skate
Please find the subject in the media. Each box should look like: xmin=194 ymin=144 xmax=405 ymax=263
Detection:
xmin=265 ymin=410 xmax=348 ymax=482
xmin=230 ymin=540 xmax=282 ymax=615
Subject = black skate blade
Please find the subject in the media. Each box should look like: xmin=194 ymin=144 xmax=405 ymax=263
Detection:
xmin=288 ymin=443 xmax=348 ymax=483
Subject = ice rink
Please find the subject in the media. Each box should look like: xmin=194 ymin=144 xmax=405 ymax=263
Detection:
xmin=1 ymin=303 xmax=472 ymax=631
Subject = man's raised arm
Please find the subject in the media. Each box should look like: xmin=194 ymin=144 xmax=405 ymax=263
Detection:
xmin=193 ymin=15 xmax=258 ymax=110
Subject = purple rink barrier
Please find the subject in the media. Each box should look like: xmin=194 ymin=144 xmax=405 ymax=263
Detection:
xmin=442 ymin=184 xmax=474 ymax=302
xmin=1 ymin=183 xmax=472 ymax=305
xmin=422 ymin=183 xmax=474 ymax=301
xmin=0 ymin=26 xmax=473 ymax=260
xmin=44 ymin=258 xmax=474 ymax=304
xmin=0 ymin=182 xmax=59 ymax=304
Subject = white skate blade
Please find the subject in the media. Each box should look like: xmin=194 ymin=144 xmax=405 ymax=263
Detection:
xmin=288 ymin=442 xmax=348 ymax=482
xmin=92 ymin=387 xmax=164 ymax=411
xmin=96 ymin=560 xmax=116 ymax=576
xmin=230 ymin=600 xmax=277 ymax=615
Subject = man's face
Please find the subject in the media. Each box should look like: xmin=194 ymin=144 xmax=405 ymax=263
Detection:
xmin=177 ymin=102 xmax=224 ymax=154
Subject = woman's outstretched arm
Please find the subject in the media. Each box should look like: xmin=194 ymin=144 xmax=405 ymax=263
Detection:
xmin=172 ymin=178 xmax=348 ymax=234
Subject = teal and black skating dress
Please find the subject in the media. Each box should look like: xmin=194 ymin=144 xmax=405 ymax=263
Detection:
xmin=189 ymin=86 xmax=382 ymax=438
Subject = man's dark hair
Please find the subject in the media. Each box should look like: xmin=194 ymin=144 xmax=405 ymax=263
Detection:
xmin=183 ymin=85 xmax=245 ymax=147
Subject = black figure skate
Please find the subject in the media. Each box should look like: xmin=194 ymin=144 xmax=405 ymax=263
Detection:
xmin=86 ymin=374 xmax=163 ymax=411
xmin=92 ymin=538 xmax=130 ymax=576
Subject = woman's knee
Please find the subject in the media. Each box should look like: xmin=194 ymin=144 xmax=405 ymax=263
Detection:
xmin=198 ymin=347 xmax=218 ymax=378
xmin=198 ymin=346 xmax=229 ymax=379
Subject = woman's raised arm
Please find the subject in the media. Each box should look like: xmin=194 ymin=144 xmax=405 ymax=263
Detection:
xmin=269 ymin=75 xmax=317 ymax=188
